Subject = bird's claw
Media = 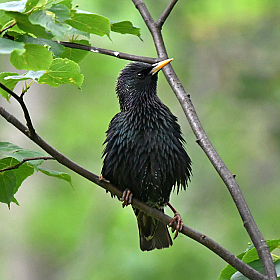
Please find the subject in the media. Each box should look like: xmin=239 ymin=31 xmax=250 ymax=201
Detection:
xmin=169 ymin=212 xmax=183 ymax=239
xmin=120 ymin=188 xmax=133 ymax=208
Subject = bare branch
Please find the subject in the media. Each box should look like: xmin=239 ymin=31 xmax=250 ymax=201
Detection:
xmin=0 ymin=105 xmax=267 ymax=280
xmin=0 ymin=82 xmax=35 ymax=137
xmin=132 ymin=0 xmax=277 ymax=279
xmin=0 ymin=157 xmax=54 ymax=172
xmin=156 ymin=0 xmax=178 ymax=28
xmin=59 ymin=41 xmax=157 ymax=64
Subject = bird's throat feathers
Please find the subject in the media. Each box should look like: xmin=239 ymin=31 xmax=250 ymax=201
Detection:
xmin=116 ymin=62 xmax=159 ymax=112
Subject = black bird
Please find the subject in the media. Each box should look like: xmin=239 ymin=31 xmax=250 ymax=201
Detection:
xmin=101 ymin=59 xmax=192 ymax=251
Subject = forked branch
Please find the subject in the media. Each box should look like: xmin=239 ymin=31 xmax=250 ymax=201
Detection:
xmin=132 ymin=0 xmax=276 ymax=279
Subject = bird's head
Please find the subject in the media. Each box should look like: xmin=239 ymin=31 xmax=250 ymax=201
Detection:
xmin=116 ymin=58 xmax=173 ymax=111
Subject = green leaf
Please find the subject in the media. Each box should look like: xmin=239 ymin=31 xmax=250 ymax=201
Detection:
xmin=219 ymin=240 xmax=280 ymax=280
xmin=0 ymin=141 xmax=47 ymax=169
xmin=48 ymin=4 xmax=70 ymax=21
xmin=65 ymin=10 xmax=110 ymax=36
xmin=25 ymin=0 xmax=40 ymax=12
xmin=4 ymin=70 xmax=45 ymax=81
xmin=29 ymin=9 xmax=71 ymax=41
xmin=38 ymin=167 xmax=72 ymax=186
xmin=18 ymin=35 xmax=65 ymax=57
xmin=57 ymin=0 xmax=72 ymax=9
xmin=0 ymin=72 xmax=19 ymax=101
xmin=38 ymin=58 xmax=84 ymax=87
xmin=0 ymin=157 xmax=34 ymax=207
xmin=0 ymin=0 xmax=27 ymax=12
xmin=0 ymin=141 xmax=21 ymax=153
xmin=13 ymin=160 xmax=34 ymax=190
xmin=10 ymin=43 xmax=53 ymax=70
xmin=0 ymin=166 xmax=16 ymax=207
xmin=242 ymin=239 xmax=280 ymax=264
xmin=218 ymin=252 xmax=246 ymax=280
xmin=231 ymin=259 xmax=280 ymax=279
xmin=5 ymin=11 xmax=50 ymax=39
xmin=0 ymin=37 xmax=24 ymax=54
xmin=67 ymin=26 xmax=90 ymax=38
xmin=25 ymin=0 xmax=48 ymax=12
xmin=60 ymin=39 xmax=89 ymax=63
xmin=231 ymin=259 xmax=264 ymax=280
xmin=6 ymin=149 xmax=47 ymax=166
xmin=0 ymin=9 xmax=13 ymax=26
xmin=111 ymin=21 xmax=141 ymax=38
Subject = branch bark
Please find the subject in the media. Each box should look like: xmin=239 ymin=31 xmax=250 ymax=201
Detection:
xmin=0 ymin=105 xmax=267 ymax=280
xmin=59 ymin=42 xmax=157 ymax=64
xmin=132 ymin=0 xmax=277 ymax=279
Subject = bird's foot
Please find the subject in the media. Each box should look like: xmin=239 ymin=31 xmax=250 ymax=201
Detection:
xmin=120 ymin=188 xmax=133 ymax=208
xmin=169 ymin=213 xmax=183 ymax=239
xmin=167 ymin=202 xmax=183 ymax=239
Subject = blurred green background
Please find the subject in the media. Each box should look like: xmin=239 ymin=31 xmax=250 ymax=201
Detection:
xmin=1 ymin=0 xmax=280 ymax=279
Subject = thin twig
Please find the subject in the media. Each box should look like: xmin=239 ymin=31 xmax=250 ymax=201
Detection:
xmin=59 ymin=42 xmax=157 ymax=64
xmin=132 ymin=0 xmax=277 ymax=279
xmin=0 ymin=82 xmax=35 ymax=137
xmin=0 ymin=105 xmax=267 ymax=280
xmin=156 ymin=0 xmax=178 ymax=28
xmin=0 ymin=21 xmax=16 ymax=35
xmin=0 ymin=157 xmax=54 ymax=172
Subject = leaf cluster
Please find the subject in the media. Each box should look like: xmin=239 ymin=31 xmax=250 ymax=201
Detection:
xmin=0 ymin=0 xmax=140 ymax=96
xmin=0 ymin=141 xmax=72 ymax=208
xmin=219 ymin=240 xmax=280 ymax=280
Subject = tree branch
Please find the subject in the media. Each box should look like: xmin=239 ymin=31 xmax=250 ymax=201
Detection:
xmin=0 ymin=82 xmax=35 ymax=137
xmin=132 ymin=0 xmax=277 ymax=279
xmin=156 ymin=0 xmax=178 ymax=28
xmin=0 ymin=105 xmax=267 ymax=280
xmin=0 ymin=21 xmax=16 ymax=35
xmin=0 ymin=156 xmax=54 ymax=172
xmin=59 ymin=42 xmax=157 ymax=64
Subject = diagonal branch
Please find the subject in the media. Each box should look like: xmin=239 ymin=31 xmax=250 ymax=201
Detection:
xmin=0 ymin=82 xmax=35 ymax=137
xmin=156 ymin=0 xmax=178 ymax=28
xmin=0 ymin=105 xmax=266 ymax=280
xmin=132 ymin=0 xmax=277 ymax=279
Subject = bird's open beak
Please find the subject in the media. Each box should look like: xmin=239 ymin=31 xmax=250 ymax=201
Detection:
xmin=149 ymin=58 xmax=173 ymax=75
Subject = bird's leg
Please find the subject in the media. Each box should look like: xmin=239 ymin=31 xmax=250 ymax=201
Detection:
xmin=120 ymin=188 xmax=133 ymax=208
xmin=167 ymin=202 xmax=183 ymax=239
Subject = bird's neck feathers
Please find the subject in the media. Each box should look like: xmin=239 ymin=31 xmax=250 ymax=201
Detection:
xmin=116 ymin=81 xmax=159 ymax=112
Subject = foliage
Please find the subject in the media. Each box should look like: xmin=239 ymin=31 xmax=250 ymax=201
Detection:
xmin=219 ymin=240 xmax=280 ymax=279
xmin=0 ymin=0 xmax=140 ymax=92
xmin=0 ymin=0 xmax=140 ymax=207
xmin=0 ymin=141 xmax=72 ymax=207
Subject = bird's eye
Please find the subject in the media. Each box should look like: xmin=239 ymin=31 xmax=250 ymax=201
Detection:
xmin=137 ymin=72 xmax=145 ymax=79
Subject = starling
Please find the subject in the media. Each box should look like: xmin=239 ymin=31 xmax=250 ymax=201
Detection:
xmin=101 ymin=59 xmax=192 ymax=251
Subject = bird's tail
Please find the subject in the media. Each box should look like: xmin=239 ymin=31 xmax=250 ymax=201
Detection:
xmin=134 ymin=208 xmax=172 ymax=251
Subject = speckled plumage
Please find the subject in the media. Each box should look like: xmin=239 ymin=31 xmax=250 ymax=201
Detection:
xmin=102 ymin=61 xmax=192 ymax=251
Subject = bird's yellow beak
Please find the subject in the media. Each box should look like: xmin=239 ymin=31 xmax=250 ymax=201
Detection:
xmin=150 ymin=58 xmax=173 ymax=75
